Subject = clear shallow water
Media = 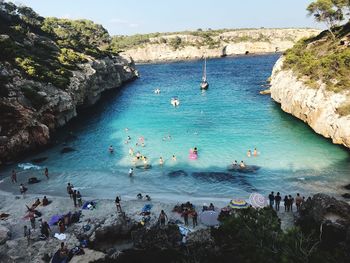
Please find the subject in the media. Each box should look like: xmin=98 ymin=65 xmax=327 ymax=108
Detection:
xmin=1 ymin=54 xmax=349 ymax=204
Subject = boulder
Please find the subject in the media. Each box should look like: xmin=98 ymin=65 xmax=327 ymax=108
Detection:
xmin=344 ymin=184 xmax=350 ymax=190
xmin=0 ymin=225 xmax=11 ymax=245
xmin=297 ymin=194 xmax=350 ymax=247
xmin=131 ymin=224 xmax=182 ymax=249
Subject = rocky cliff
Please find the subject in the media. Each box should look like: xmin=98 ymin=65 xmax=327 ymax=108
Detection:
xmin=0 ymin=2 xmax=138 ymax=164
xmin=119 ymin=28 xmax=320 ymax=63
xmin=270 ymin=57 xmax=350 ymax=149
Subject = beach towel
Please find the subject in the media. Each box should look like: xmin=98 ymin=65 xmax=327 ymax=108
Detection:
xmin=54 ymin=233 xmax=66 ymax=240
xmin=82 ymin=201 xmax=96 ymax=210
xmin=49 ymin=214 xmax=63 ymax=226
xmin=141 ymin=204 xmax=152 ymax=213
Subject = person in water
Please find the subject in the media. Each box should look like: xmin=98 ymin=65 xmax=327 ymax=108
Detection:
xmin=247 ymin=150 xmax=251 ymax=157
xmin=44 ymin=168 xmax=49 ymax=179
xmin=233 ymin=160 xmax=238 ymax=166
xmin=159 ymin=157 xmax=164 ymax=166
xmin=128 ymin=168 xmax=134 ymax=176
xmin=239 ymin=161 xmax=246 ymax=168
xmin=193 ymin=147 xmax=198 ymax=154
xmin=172 ymin=155 xmax=177 ymax=161
xmin=145 ymin=195 xmax=151 ymax=201
xmin=109 ymin=145 xmax=114 ymax=153
xmin=253 ymin=148 xmax=258 ymax=157
xmin=137 ymin=193 xmax=143 ymax=199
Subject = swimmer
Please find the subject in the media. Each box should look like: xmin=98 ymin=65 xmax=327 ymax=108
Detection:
xmin=136 ymin=142 xmax=139 ymax=146
xmin=159 ymin=157 xmax=164 ymax=165
xmin=247 ymin=150 xmax=251 ymax=157
xmin=239 ymin=160 xmax=246 ymax=168
xmin=145 ymin=194 xmax=151 ymax=201
xmin=233 ymin=160 xmax=238 ymax=166
xmin=109 ymin=145 xmax=114 ymax=153
xmin=193 ymin=147 xmax=198 ymax=154
xmin=124 ymin=140 xmax=129 ymax=144
xmin=129 ymin=148 xmax=134 ymax=156
xmin=137 ymin=193 xmax=143 ymax=199
xmin=128 ymin=168 xmax=134 ymax=176
xmin=127 ymin=136 xmax=131 ymax=141
xmin=172 ymin=155 xmax=177 ymax=161
xmin=253 ymin=148 xmax=258 ymax=157
xmin=141 ymin=142 xmax=145 ymax=147
xmin=125 ymin=128 xmax=129 ymax=132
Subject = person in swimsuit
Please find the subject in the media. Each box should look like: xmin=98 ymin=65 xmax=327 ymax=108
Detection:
xmin=247 ymin=150 xmax=251 ymax=157
xmin=158 ymin=210 xmax=168 ymax=227
xmin=159 ymin=157 xmax=164 ymax=166
xmin=44 ymin=168 xmax=49 ymax=179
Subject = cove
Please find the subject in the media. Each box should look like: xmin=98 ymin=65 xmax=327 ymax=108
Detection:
xmin=1 ymin=54 xmax=349 ymax=204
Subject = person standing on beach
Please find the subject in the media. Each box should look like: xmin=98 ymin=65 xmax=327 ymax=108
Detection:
xmin=77 ymin=191 xmax=82 ymax=207
xmin=183 ymin=209 xmax=189 ymax=226
xmin=41 ymin=221 xmax=51 ymax=239
xmin=24 ymin=225 xmax=31 ymax=245
xmin=20 ymin=183 xmax=27 ymax=197
xmin=44 ymin=168 xmax=49 ymax=179
xmin=288 ymin=195 xmax=294 ymax=212
xmin=159 ymin=210 xmax=168 ymax=227
xmin=295 ymin=193 xmax=303 ymax=212
xmin=72 ymin=190 xmax=77 ymax=207
xmin=192 ymin=210 xmax=198 ymax=228
xmin=275 ymin=192 xmax=281 ymax=211
xmin=11 ymin=170 xmax=17 ymax=183
xmin=30 ymin=215 xmax=36 ymax=230
xmin=284 ymin=195 xmax=289 ymax=212
xmin=115 ymin=195 xmax=122 ymax=212
xmin=268 ymin=192 xmax=275 ymax=208
xmin=67 ymin=183 xmax=73 ymax=198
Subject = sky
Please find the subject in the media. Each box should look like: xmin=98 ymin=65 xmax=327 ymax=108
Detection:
xmin=12 ymin=0 xmax=321 ymax=35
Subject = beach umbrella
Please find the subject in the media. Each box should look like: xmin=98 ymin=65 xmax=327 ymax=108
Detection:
xmin=249 ymin=192 xmax=267 ymax=208
xmin=199 ymin=210 xmax=219 ymax=226
xmin=229 ymin=199 xmax=249 ymax=209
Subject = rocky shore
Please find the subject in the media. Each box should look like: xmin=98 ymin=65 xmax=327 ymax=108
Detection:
xmin=270 ymin=57 xmax=350 ymax=149
xmin=0 ymin=54 xmax=138 ymax=165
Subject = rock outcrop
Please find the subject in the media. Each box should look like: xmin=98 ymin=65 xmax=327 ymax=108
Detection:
xmin=297 ymin=194 xmax=350 ymax=247
xmin=270 ymin=57 xmax=350 ymax=149
xmin=121 ymin=28 xmax=320 ymax=63
xmin=0 ymin=55 xmax=138 ymax=164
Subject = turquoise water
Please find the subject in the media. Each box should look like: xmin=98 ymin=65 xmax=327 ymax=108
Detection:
xmin=1 ymin=54 xmax=349 ymax=203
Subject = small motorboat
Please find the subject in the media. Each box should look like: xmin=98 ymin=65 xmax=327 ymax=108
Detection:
xmin=171 ymin=97 xmax=180 ymax=107
xmin=154 ymin=88 xmax=161 ymax=94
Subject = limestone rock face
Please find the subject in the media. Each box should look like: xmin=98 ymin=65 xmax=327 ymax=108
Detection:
xmin=0 ymin=55 xmax=138 ymax=164
xmin=270 ymin=57 xmax=350 ymax=149
xmin=121 ymin=28 xmax=320 ymax=63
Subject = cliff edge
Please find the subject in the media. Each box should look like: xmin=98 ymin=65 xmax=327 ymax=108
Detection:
xmin=0 ymin=2 xmax=138 ymax=164
xmin=270 ymin=24 xmax=350 ymax=149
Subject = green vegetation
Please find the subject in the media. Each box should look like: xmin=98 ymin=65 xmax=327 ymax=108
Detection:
xmin=283 ymin=23 xmax=350 ymax=93
xmin=212 ymin=207 xmax=348 ymax=263
xmin=0 ymin=1 xmax=115 ymax=108
xmin=336 ymin=102 xmax=350 ymax=116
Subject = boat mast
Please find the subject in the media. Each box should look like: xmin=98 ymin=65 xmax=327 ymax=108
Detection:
xmin=202 ymin=57 xmax=207 ymax=82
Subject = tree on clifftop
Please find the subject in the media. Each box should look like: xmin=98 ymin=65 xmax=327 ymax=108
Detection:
xmin=307 ymin=0 xmax=344 ymax=39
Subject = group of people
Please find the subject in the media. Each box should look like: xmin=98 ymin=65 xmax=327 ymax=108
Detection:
xmin=247 ymin=148 xmax=258 ymax=157
xmin=268 ymin=192 xmax=307 ymax=212
xmin=66 ymin=183 xmax=83 ymax=208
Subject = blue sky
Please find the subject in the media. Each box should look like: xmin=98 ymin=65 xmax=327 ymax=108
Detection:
xmin=14 ymin=0 xmax=320 ymax=35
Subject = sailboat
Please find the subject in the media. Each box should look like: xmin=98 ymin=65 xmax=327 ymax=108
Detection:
xmin=200 ymin=57 xmax=209 ymax=90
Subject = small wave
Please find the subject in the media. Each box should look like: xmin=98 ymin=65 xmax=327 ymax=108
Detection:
xmin=18 ymin=163 xmax=41 ymax=170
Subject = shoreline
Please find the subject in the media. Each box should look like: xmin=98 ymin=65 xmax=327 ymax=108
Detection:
xmin=132 ymin=51 xmax=282 ymax=65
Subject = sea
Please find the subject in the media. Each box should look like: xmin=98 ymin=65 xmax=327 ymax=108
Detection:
xmin=1 ymin=54 xmax=349 ymax=205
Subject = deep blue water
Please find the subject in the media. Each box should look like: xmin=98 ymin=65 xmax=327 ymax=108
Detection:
xmin=1 ymin=54 xmax=349 ymax=204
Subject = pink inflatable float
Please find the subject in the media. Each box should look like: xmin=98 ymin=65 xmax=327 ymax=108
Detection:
xmin=189 ymin=149 xmax=198 ymax=160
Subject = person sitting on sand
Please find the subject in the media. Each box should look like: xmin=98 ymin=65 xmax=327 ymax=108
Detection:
xmin=32 ymin=198 xmax=41 ymax=209
xmin=159 ymin=157 xmax=164 ymax=166
xmin=109 ymin=145 xmax=114 ymax=153
xmin=137 ymin=193 xmax=143 ymax=199
xmin=239 ymin=161 xmax=246 ymax=168
xmin=247 ymin=150 xmax=251 ymax=157
xmin=172 ymin=155 xmax=177 ymax=161
xmin=42 ymin=196 xmax=49 ymax=206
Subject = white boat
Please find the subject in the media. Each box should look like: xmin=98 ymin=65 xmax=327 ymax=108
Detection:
xmin=200 ymin=57 xmax=209 ymax=90
xmin=170 ymin=97 xmax=180 ymax=107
